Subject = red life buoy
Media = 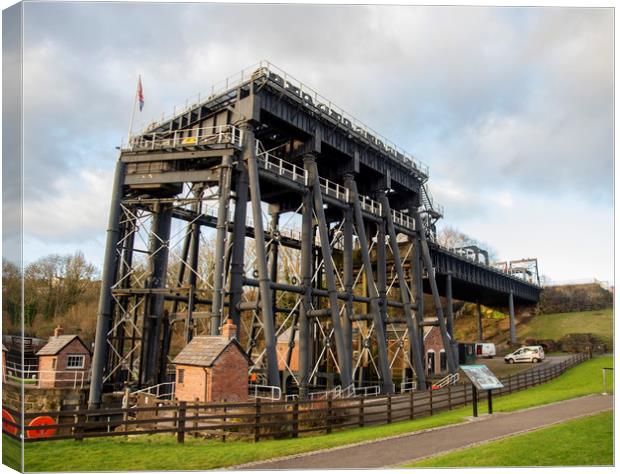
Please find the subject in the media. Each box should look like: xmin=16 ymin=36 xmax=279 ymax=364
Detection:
xmin=26 ymin=416 xmax=57 ymax=439
xmin=2 ymin=409 xmax=17 ymax=435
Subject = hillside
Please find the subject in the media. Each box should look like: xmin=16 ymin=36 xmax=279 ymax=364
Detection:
xmin=454 ymin=307 xmax=613 ymax=352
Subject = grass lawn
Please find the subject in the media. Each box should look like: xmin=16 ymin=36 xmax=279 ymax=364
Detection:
xmin=15 ymin=355 xmax=612 ymax=472
xmin=404 ymin=410 xmax=613 ymax=467
xmin=2 ymin=433 xmax=21 ymax=472
xmin=518 ymin=308 xmax=613 ymax=344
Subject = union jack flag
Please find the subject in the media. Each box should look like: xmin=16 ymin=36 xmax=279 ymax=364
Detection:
xmin=137 ymin=76 xmax=144 ymax=111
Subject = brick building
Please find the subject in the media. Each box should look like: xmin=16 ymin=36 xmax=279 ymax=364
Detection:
xmin=173 ymin=319 xmax=250 ymax=403
xmin=423 ymin=325 xmax=448 ymax=376
xmin=36 ymin=326 xmax=91 ymax=388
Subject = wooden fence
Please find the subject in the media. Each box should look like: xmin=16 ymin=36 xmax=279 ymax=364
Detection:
xmin=3 ymin=353 xmax=589 ymax=443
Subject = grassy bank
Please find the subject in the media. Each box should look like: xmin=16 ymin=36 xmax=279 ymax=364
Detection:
xmin=405 ymin=410 xmax=613 ymax=467
xmin=519 ymin=308 xmax=613 ymax=344
xmin=454 ymin=307 xmax=612 ymax=347
xmin=14 ymin=355 xmax=611 ymax=471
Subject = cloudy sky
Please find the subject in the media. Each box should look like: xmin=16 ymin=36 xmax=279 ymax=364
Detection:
xmin=6 ymin=3 xmax=614 ymax=283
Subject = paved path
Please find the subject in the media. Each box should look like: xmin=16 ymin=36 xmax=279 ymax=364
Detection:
xmin=236 ymin=395 xmax=613 ymax=470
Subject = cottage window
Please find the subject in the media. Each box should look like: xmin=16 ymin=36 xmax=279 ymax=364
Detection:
xmin=440 ymin=350 xmax=447 ymax=372
xmin=67 ymin=354 xmax=85 ymax=369
xmin=178 ymin=369 xmax=185 ymax=384
xmin=52 ymin=358 xmax=57 ymax=370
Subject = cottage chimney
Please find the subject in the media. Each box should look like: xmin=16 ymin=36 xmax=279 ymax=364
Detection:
xmin=53 ymin=325 xmax=64 ymax=337
xmin=221 ymin=319 xmax=237 ymax=341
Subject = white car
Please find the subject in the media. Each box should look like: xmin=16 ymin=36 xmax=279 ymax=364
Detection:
xmin=504 ymin=346 xmax=545 ymax=364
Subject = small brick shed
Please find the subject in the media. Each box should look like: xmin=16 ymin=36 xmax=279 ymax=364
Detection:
xmin=423 ymin=325 xmax=448 ymax=376
xmin=36 ymin=326 xmax=91 ymax=388
xmin=173 ymin=320 xmax=251 ymax=403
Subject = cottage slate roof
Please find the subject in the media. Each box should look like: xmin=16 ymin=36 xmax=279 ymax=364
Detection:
xmin=172 ymin=336 xmax=251 ymax=367
xmin=36 ymin=335 xmax=89 ymax=356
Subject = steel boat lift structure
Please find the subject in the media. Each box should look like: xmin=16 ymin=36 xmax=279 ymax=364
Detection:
xmin=88 ymin=62 xmax=541 ymax=407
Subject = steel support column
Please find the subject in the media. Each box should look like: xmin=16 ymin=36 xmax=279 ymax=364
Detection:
xmin=228 ymin=153 xmax=249 ymax=333
xmin=245 ymin=124 xmax=280 ymax=388
xmin=211 ymin=156 xmax=232 ymax=334
xmin=306 ymin=155 xmax=352 ymax=388
xmin=413 ymin=210 xmax=458 ymax=374
xmin=379 ymin=194 xmax=427 ymax=390
xmin=343 ymin=174 xmax=355 ymax=368
xmin=476 ymin=301 xmax=483 ymax=342
xmin=446 ymin=273 xmax=454 ymax=337
xmin=268 ymin=205 xmax=281 ymax=312
xmin=298 ymin=176 xmax=314 ymax=398
xmin=509 ymin=290 xmax=516 ymax=344
xmin=89 ymin=160 xmax=126 ymax=407
xmin=140 ymin=203 xmax=173 ymax=387
xmin=348 ymin=180 xmax=393 ymax=394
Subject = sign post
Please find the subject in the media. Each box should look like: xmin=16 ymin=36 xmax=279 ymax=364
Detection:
xmin=460 ymin=365 xmax=504 ymax=417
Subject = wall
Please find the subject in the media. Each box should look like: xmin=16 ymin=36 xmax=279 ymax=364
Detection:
xmin=423 ymin=326 xmax=446 ymax=376
xmin=175 ymin=365 xmax=208 ymax=402
xmin=209 ymin=346 xmax=248 ymax=402
xmin=2 ymin=382 xmax=86 ymax=412
xmin=38 ymin=338 xmax=91 ymax=388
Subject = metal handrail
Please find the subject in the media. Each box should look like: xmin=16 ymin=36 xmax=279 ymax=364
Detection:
xmin=137 ymin=61 xmax=429 ymax=178
xmin=354 ymin=385 xmax=381 ymax=397
xmin=5 ymin=369 xmax=87 ymax=389
xmin=249 ymin=384 xmax=282 ymax=401
xmin=433 ymin=373 xmax=459 ymax=390
xmin=124 ymin=125 xmax=243 ymax=151
xmin=400 ymin=380 xmax=417 ymax=393
xmin=132 ymin=382 xmax=176 ymax=400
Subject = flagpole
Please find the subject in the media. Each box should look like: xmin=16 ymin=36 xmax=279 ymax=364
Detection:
xmin=127 ymin=74 xmax=140 ymax=145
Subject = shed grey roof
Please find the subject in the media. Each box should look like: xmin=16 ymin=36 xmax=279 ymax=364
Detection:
xmin=172 ymin=336 xmax=250 ymax=367
xmin=36 ymin=335 xmax=89 ymax=356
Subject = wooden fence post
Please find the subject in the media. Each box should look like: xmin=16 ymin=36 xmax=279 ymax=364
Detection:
xmin=409 ymin=390 xmax=414 ymax=419
xmin=448 ymin=385 xmax=452 ymax=410
xmin=177 ymin=401 xmax=187 ymax=444
xmin=221 ymin=401 xmax=227 ymax=443
xmin=326 ymin=393 xmax=333 ymax=434
xmin=429 ymin=388 xmax=433 ymax=416
xmin=359 ymin=395 xmax=365 ymax=427
xmin=193 ymin=399 xmax=199 ymax=436
xmin=74 ymin=400 xmax=86 ymax=442
xmin=387 ymin=393 xmax=392 ymax=424
xmin=254 ymin=398 xmax=261 ymax=443
xmin=292 ymin=398 xmax=299 ymax=439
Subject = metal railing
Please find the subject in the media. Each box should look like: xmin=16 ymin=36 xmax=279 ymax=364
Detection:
xmin=137 ymin=61 xmax=429 ymax=178
xmin=124 ymin=125 xmax=243 ymax=151
xmin=132 ymin=382 xmax=176 ymax=400
xmin=400 ymin=380 xmax=417 ymax=393
xmin=255 ymin=146 xmax=308 ymax=186
xmin=433 ymin=373 xmax=459 ymax=390
xmin=391 ymin=210 xmax=415 ymax=230
xmin=249 ymin=384 xmax=282 ymax=401
xmin=5 ymin=367 xmax=88 ymax=389
xmin=354 ymin=385 xmax=381 ymax=397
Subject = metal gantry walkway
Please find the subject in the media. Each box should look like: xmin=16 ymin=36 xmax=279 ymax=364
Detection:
xmin=88 ymin=62 xmax=541 ymax=407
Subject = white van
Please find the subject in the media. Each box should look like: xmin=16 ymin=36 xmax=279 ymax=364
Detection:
xmin=475 ymin=343 xmax=496 ymax=358
xmin=504 ymin=346 xmax=545 ymax=364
